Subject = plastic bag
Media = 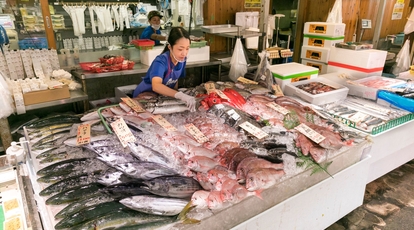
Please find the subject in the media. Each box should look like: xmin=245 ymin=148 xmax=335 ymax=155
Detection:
xmin=254 ymin=51 xmax=273 ymax=90
xmin=0 ymin=71 xmax=14 ymax=118
xmin=404 ymin=8 xmax=414 ymax=35
xmin=229 ymin=38 xmax=248 ymax=82
xmin=392 ymin=39 xmax=411 ymax=75
xmin=326 ymin=0 xmax=342 ymax=23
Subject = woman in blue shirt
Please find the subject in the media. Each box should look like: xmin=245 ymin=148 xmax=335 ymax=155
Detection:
xmin=140 ymin=10 xmax=166 ymax=46
xmin=133 ymin=27 xmax=196 ymax=112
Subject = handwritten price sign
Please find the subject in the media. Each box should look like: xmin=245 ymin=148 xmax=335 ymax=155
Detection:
xmin=121 ymin=97 xmax=146 ymax=113
xmin=237 ymin=76 xmax=258 ymax=85
xmin=184 ymin=123 xmax=209 ymax=143
xmin=295 ymin=123 xmax=325 ymax=144
xmin=272 ymin=84 xmax=284 ymax=97
xmin=239 ymin=121 xmax=268 ymax=139
xmin=266 ymin=102 xmax=290 ymax=115
xmin=76 ymin=124 xmax=91 ymax=145
xmin=110 ymin=117 xmax=136 ymax=147
xmin=204 ymin=82 xmax=216 ymax=94
xmin=216 ymin=90 xmax=230 ymax=100
xmin=152 ymin=115 xmax=177 ymax=131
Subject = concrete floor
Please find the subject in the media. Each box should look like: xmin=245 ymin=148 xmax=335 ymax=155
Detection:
xmin=326 ymin=160 xmax=414 ymax=230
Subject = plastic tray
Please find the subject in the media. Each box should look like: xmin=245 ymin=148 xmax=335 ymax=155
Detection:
xmin=190 ymin=40 xmax=207 ymax=48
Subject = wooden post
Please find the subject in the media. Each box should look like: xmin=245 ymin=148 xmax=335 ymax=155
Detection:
xmin=0 ymin=118 xmax=12 ymax=151
xmin=40 ymin=0 xmax=56 ymax=49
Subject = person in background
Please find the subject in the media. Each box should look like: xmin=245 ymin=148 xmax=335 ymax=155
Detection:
xmin=133 ymin=27 xmax=196 ymax=112
xmin=141 ymin=10 xmax=166 ymax=46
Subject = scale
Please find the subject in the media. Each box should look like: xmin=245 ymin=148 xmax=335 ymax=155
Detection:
xmin=359 ymin=19 xmax=371 ymax=42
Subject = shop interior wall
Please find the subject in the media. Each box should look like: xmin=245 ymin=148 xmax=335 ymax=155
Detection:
xmin=293 ymin=0 xmax=412 ymax=62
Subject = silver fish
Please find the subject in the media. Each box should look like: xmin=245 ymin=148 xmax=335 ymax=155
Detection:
xmin=127 ymin=142 xmax=171 ymax=166
xmin=64 ymin=134 xmax=112 ymax=147
xmin=142 ymin=176 xmax=202 ymax=198
xmin=119 ymin=195 xmax=189 ymax=216
xmin=97 ymin=169 xmax=137 ymax=186
xmin=146 ymin=104 xmax=189 ymax=114
xmin=115 ymin=162 xmax=178 ymax=180
xmin=96 ymin=151 xmax=137 ymax=168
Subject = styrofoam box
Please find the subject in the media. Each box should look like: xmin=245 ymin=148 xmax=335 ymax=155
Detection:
xmin=327 ymin=65 xmax=383 ymax=80
xmin=140 ymin=46 xmax=210 ymax=66
xmin=269 ymin=62 xmax=319 ymax=90
xmin=300 ymin=46 xmax=330 ymax=63
xmin=345 ymin=76 xmax=405 ymax=100
xmin=115 ymin=84 xmax=137 ymax=102
xmin=284 ymin=77 xmax=349 ymax=105
xmin=303 ymin=22 xmax=346 ymax=37
xmin=303 ymin=34 xmax=344 ymax=48
xmin=328 ymin=47 xmax=387 ymax=69
xmin=301 ymin=59 xmax=328 ymax=74
xmin=235 ymin=11 xmax=259 ymax=30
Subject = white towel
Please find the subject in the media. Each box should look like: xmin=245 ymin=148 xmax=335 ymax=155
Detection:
xmin=88 ymin=6 xmax=97 ymax=34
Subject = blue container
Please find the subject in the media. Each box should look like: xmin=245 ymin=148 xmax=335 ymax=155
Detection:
xmin=18 ymin=37 xmax=48 ymax=49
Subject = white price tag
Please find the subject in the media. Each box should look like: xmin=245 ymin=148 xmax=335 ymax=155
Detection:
xmin=204 ymin=82 xmax=216 ymax=94
xmin=216 ymin=90 xmax=230 ymax=100
xmin=184 ymin=123 xmax=209 ymax=143
xmin=348 ymin=111 xmax=370 ymax=123
xmin=110 ymin=117 xmax=137 ymax=148
xmin=152 ymin=115 xmax=177 ymax=131
xmin=260 ymin=74 xmax=267 ymax=81
xmin=121 ymin=97 xmax=146 ymax=113
xmin=227 ymin=109 xmax=240 ymax=120
xmin=237 ymin=76 xmax=259 ymax=85
xmin=272 ymin=84 xmax=284 ymax=97
xmin=266 ymin=102 xmax=290 ymax=115
xmin=239 ymin=121 xmax=268 ymax=139
xmin=295 ymin=123 xmax=325 ymax=144
xmin=76 ymin=124 xmax=91 ymax=145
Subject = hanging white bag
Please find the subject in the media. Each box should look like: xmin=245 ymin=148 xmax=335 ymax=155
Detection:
xmin=392 ymin=38 xmax=411 ymax=75
xmin=404 ymin=8 xmax=414 ymax=34
xmin=229 ymin=38 xmax=248 ymax=82
xmin=326 ymin=0 xmax=342 ymax=23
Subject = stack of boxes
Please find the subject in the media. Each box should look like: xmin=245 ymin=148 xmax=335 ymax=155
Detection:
xmin=300 ymin=22 xmax=346 ymax=74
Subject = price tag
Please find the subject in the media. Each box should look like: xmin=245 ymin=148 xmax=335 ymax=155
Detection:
xmin=239 ymin=121 xmax=268 ymax=139
xmin=272 ymin=84 xmax=284 ymax=97
xmin=294 ymin=123 xmax=325 ymax=144
xmin=260 ymin=74 xmax=267 ymax=81
xmin=76 ymin=124 xmax=91 ymax=145
xmin=266 ymin=102 xmax=290 ymax=115
xmin=184 ymin=123 xmax=209 ymax=143
xmin=216 ymin=90 xmax=230 ymax=100
xmin=237 ymin=76 xmax=258 ymax=85
xmin=121 ymin=97 xmax=146 ymax=113
xmin=348 ymin=111 xmax=370 ymax=123
xmin=152 ymin=115 xmax=177 ymax=131
xmin=204 ymin=82 xmax=216 ymax=94
xmin=227 ymin=109 xmax=240 ymax=120
xmin=110 ymin=117 xmax=137 ymax=148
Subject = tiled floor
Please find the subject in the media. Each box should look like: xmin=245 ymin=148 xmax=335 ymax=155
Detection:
xmin=327 ymin=160 xmax=414 ymax=230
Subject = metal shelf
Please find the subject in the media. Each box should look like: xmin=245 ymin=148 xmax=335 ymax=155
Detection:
xmin=25 ymin=89 xmax=88 ymax=111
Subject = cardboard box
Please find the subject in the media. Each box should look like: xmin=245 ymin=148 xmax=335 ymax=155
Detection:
xmin=23 ymin=85 xmax=70 ymax=105
xmin=284 ymin=77 xmax=349 ymax=105
xmin=303 ymin=22 xmax=346 ymax=37
xmin=328 ymin=47 xmax=387 ymax=69
xmin=303 ymin=34 xmax=344 ymax=48
xmin=269 ymin=62 xmax=319 ymax=90
xmin=301 ymin=46 xmax=331 ymax=63
xmin=301 ymin=59 xmax=328 ymax=74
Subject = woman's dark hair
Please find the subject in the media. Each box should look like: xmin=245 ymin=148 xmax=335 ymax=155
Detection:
xmin=162 ymin=27 xmax=191 ymax=53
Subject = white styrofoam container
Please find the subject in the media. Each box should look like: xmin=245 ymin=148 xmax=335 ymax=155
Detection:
xmin=328 ymin=47 xmax=387 ymax=69
xmin=284 ymin=77 xmax=349 ymax=105
xmin=140 ymin=46 xmax=210 ymax=66
xmin=235 ymin=11 xmax=259 ymax=30
xmin=303 ymin=34 xmax=344 ymax=48
xmin=301 ymin=59 xmax=328 ymax=74
xmin=327 ymin=65 xmax=383 ymax=80
xmin=301 ymin=46 xmax=331 ymax=63
xmin=345 ymin=76 xmax=405 ymax=100
xmin=303 ymin=22 xmax=346 ymax=37
xmin=269 ymin=62 xmax=319 ymax=90
xmin=115 ymin=84 xmax=137 ymax=102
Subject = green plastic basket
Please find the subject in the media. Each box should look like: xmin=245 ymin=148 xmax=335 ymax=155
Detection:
xmin=190 ymin=40 xmax=207 ymax=48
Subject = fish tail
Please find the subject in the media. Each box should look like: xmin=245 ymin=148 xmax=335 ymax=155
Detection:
xmin=177 ymin=201 xmax=194 ymax=221
xmin=181 ymin=217 xmax=201 ymax=224
xmin=254 ymin=189 xmax=263 ymax=200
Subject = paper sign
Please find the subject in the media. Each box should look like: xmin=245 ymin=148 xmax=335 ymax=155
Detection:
xmin=294 ymin=123 xmax=325 ymax=144
xmin=216 ymin=90 xmax=230 ymax=100
xmin=348 ymin=111 xmax=370 ymax=123
xmin=121 ymin=97 xmax=146 ymax=113
xmin=260 ymin=75 xmax=267 ymax=81
xmin=152 ymin=115 xmax=177 ymax=131
xmin=272 ymin=84 xmax=284 ymax=97
xmin=237 ymin=76 xmax=259 ymax=85
xmin=266 ymin=102 xmax=290 ymax=115
xmin=239 ymin=121 xmax=268 ymax=139
xmin=111 ymin=117 xmax=137 ymax=147
xmin=184 ymin=123 xmax=209 ymax=143
xmin=227 ymin=109 xmax=241 ymax=120
xmin=76 ymin=124 xmax=91 ymax=145
xmin=205 ymin=82 xmax=216 ymax=94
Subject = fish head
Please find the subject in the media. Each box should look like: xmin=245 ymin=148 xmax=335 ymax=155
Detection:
xmin=191 ymin=191 xmax=209 ymax=207
xmin=207 ymin=191 xmax=223 ymax=209
xmin=220 ymin=189 xmax=234 ymax=202
xmin=187 ymin=158 xmax=199 ymax=171
xmin=245 ymin=173 xmax=263 ymax=192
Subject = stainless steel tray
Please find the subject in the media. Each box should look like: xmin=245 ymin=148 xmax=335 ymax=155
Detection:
xmin=201 ymin=24 xmax=241 ymax=34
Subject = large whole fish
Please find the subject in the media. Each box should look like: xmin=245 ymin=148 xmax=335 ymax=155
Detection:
xmin=127 ymin=142 xmax=171 ymax=166
xmin=46 ymin=183 xmax=105 ymax=205
xmin=115 ymin=162 xmax=178 ymax=180
xmin=120 ymin=195 xmax=189 ymax=216
xmin=39 ymin=174 xmax=98 ymax=196
xmin=141 ymin=176 xmax=202 ymax=198
xmin=36 ymin=158 xmax=90 ymax=177
xmin=26 ymin=114 xmax=81 ymax=129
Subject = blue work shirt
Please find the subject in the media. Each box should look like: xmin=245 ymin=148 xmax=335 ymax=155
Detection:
xmin=133 ymin=51 xmax=186 ymax=97
xmin=141 ymin=26 xmax=161 ymax=46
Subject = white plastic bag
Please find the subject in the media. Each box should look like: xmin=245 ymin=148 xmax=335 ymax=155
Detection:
xmin=0 ymin=71 xmax=14 ymax=118
xmin=404 ymin=8 xmax=414 ymax=34
xmin=254 ymin=51 xmax=273 ymax=90
xmin=326 ymin=0 xmax=342 ymax=23
xmin=229 ymin=38 xmax=248 ymax=82
xmin=392 ymin=39 xmax=411 ymax=75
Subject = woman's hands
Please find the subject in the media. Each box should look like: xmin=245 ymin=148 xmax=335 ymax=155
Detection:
xmin=174 ymin=92 xmax=196 ymax=112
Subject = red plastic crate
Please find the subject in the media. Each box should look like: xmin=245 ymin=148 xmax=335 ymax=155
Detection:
xmin=131 ymin=39 xmax=155 ymax=50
